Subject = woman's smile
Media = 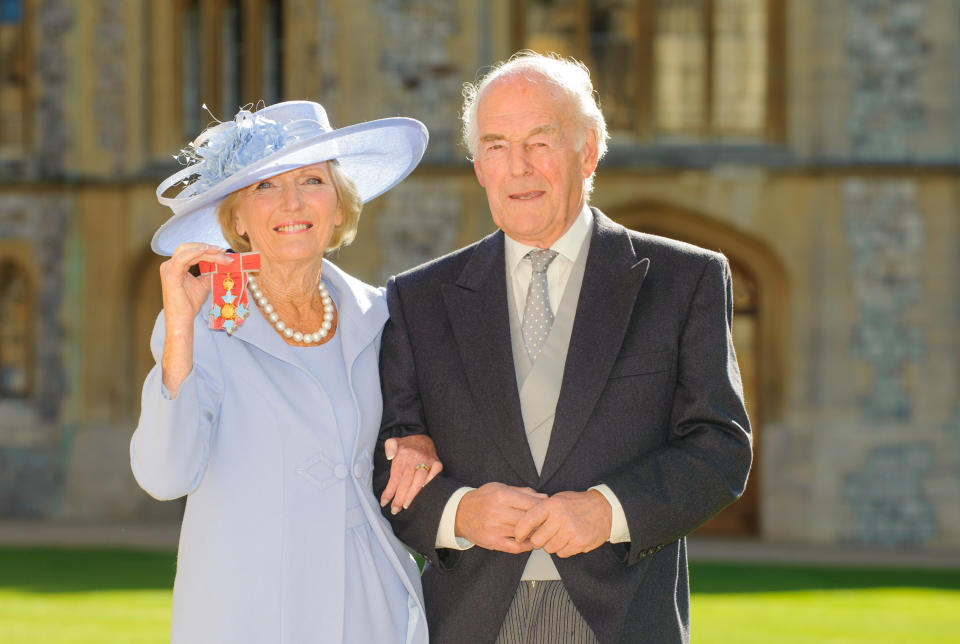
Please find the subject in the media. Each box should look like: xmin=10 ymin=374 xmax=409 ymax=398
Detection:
xmin=273 ymin=221 xmax=314 ymax=234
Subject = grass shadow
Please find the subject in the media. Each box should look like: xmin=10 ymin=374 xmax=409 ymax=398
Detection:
xmin=0 ymin=547 xmax=176 ymax=593
xmin=4 ymin=547 xmax=960 ymax=596
xmin=690 ymin=562 xmax=960 ymax=594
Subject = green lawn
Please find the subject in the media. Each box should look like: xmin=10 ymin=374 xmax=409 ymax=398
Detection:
xmin=1 ymin=547 xmax=958 ymax=643
xmin=691 ymin=563 xmax=960 ymax=644
xmin=0 ymin=548 xmax=174 ymax=644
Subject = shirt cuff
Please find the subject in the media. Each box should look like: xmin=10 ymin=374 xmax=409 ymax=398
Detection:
xmin=435 ymin=486 xmax=476 ymax=550
xmin=590 ymin=484 xmax=631 ymax=543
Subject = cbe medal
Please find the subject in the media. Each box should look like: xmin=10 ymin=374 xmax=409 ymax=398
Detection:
xmin=197 ymin=252 xmax=261 ymax=334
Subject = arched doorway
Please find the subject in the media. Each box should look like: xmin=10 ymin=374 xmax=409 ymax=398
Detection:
xmin=610 ymin=201 xmax=788 ymax=536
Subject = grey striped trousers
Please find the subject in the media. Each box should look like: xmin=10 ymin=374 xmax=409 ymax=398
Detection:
xmin=494 ymin=580 xmax=599 ymax=644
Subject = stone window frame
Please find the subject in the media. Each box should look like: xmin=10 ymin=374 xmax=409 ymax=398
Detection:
xmin=0 ymin=0 xmax=33 ymax=159
xmin=172 ymin=0 xmax=286 ymax=136
xmin=512 ymin=0 xmax=786 ymax=144
xmin=0 ymin=255 xmax=35 ymax=399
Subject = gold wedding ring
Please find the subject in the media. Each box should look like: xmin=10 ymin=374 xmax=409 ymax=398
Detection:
xmin=414 ymin=463 xmax=430 ymax=472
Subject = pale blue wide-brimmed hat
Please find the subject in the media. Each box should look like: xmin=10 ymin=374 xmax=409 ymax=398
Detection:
xmin=152 ymin=101 xmax=428 ymax=256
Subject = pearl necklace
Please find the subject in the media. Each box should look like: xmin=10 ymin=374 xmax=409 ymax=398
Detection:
xmin=247 ymin=274 xmax=337 ymax=345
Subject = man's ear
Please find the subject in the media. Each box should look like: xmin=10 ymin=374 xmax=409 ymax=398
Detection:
xmin=580 ymin=130 xmax=599 ymax=179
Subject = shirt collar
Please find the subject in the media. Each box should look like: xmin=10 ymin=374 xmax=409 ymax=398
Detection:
xmin=504 ymin=205 xmax=592 ymax=275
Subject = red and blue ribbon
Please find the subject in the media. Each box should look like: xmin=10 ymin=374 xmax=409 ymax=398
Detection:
xmin=197 ymin=252 xmax=261 ymax=334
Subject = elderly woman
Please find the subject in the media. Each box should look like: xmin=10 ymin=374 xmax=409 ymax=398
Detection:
xmin=131 ymin=101 xmax=439 ymax=643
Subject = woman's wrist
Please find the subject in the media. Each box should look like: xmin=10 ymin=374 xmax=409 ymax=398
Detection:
xmin=161 ymin=321 xmax=196 ymax=398
xmin=163 ymin=311 xmax=196 ymax=339
xmin=161 ymin=347 xmax=193 ymax=399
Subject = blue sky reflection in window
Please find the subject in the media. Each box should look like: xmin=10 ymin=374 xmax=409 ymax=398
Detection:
xmin=0 ymin=0 xmax=23 ymax=24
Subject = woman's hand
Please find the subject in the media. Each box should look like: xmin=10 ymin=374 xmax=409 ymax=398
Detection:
xmin=159 ymin=243 xmax=233 ymax=397
xmin=379 ymin=434 xmax=443 ymax=515
xmin=160 ymin=243 xmax=232 ymax=330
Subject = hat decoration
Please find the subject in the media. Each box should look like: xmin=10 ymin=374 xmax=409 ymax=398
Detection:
xmin=172 ymin=105 xmax=325 ymax=197
xmin=175 ymin=107 xmax=291 ymax=195
xmin=152 ymin=101 xmax=429 ymax=256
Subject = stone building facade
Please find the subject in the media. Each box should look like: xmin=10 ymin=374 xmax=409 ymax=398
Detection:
xmin=1 ymin=0 xmax=958 ymax=552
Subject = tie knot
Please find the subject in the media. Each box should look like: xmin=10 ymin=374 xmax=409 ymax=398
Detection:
xmin=526 ymin=248 xmax=558 ymax=273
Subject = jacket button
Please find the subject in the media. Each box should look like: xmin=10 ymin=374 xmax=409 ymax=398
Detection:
xmin=353 ymin=463 xmax=364 ymax=479
xmin=334 ymin=464 xmax=348 ymax=479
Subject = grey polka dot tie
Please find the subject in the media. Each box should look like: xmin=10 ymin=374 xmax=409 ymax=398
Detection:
xmin=521 ymin=249 xmax=559 ymax=364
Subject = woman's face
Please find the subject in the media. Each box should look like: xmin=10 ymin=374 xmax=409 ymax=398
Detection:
xmin=232 ymin=162 xmax=343 ymax=266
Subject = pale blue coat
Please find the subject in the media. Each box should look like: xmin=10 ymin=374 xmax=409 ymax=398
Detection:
xmin=131 ymin=261 xmax=427 ymax=643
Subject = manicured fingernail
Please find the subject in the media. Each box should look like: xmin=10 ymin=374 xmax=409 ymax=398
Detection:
xmin=403 ymin=503 xmax=409 ymax=510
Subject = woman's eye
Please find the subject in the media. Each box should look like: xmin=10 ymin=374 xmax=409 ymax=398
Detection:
xmin=255 ymin=181 xmax=273 ymax=190
xmin=305 ymin=177 xmax=324 ymax=185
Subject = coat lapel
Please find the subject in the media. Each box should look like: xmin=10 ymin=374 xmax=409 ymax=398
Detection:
xmin=538 ymin=211 xmax=650 ymax=485
xmin=321 ymin=261 xmax=389 ymax=460
xmin=228 ymin=260 xmax=384 ymax=374
xmin=322 ymin=261 xmax=389 ymax=375
xmin=227 ymin=259 xmax=387 ymax=461
xmin=227 ymin=285 xmax=300 ymax=364
xmin=441 ymin=231 xmax=540 ymax=487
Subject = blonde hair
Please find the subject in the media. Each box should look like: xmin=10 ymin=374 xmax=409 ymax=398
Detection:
xmin=216 ymin=160 xmax=363 ymax=252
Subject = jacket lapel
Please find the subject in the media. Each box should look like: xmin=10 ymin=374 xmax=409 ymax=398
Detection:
xmin=441 ymin=231 xmax=540 ymax=487
xmin=227 ymin=260 xmax=387 ymax=461
xmin=538 ymin=211 xmax=650 ymax=485
xmin=321 ymin=261 xmax=388 ymax=374
xmin=228 ymin=260 xmax=384 ymax=373
xmin=321 ymin=261 xmax=389 ymax=460
xmin=228 ymin=289 xmax=305 ymax=367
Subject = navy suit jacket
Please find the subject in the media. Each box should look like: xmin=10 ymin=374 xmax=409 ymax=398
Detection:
xmin=374 ymin=209 xmax=752 ymax=643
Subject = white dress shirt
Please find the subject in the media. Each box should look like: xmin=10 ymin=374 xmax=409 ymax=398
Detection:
xmin=435 ymin=206 xmax=632 ymax=549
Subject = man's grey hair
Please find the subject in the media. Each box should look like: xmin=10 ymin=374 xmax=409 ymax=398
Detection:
xmin=461 ymin=51 xmax=610 ymax=197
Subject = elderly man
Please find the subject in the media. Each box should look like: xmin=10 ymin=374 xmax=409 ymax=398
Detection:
xmin=373 ymin=52 xmax=752 ymax=644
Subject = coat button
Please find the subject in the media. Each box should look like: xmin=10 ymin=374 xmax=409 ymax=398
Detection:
xmin=334 ymin=464 xmax=348 ymax=479
xmin=353 ymin=463 xmax=364 ymax=479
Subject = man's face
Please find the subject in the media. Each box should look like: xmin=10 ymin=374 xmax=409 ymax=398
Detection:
xmin=472 ymin=75 xmax=598 ymax=248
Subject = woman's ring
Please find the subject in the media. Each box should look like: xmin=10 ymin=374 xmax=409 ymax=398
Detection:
xmin=414 ymin=463 xmax=430 ymax=472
